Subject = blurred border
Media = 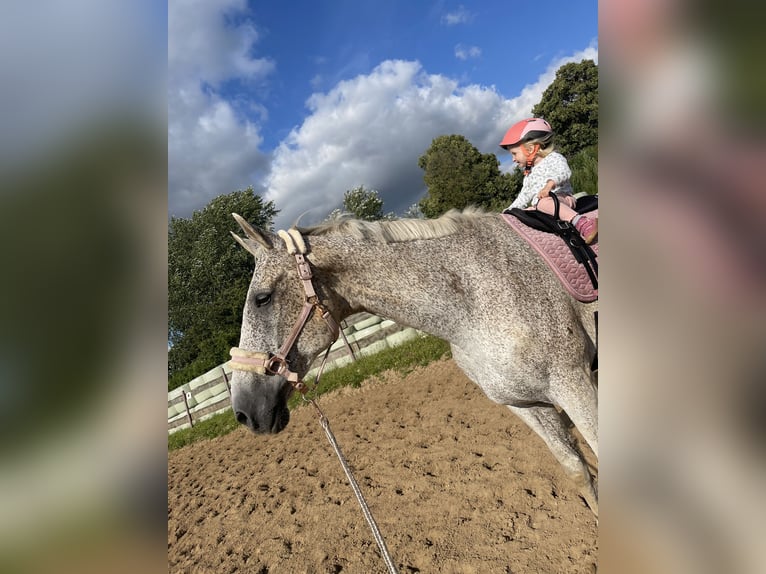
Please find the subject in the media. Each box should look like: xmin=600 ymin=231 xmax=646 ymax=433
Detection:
xmin=3 ymin=1 xmax=765 ymax=573
xmin=600 ymin=0 xmax=766 ymax=572
xmin=0 ymin=2 xmax=167 ymax=573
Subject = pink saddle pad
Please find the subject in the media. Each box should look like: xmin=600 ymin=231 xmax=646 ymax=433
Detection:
xmin=501 ymin=211 xmax=598 ymax=302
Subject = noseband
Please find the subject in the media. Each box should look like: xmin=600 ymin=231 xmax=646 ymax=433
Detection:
xmin=229 ymin=229 xmax=351 ymax=393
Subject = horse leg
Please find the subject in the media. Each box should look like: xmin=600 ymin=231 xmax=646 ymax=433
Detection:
xmin=548 ymin=369 xmax=598 ymax=459
xmin=507 ymin=404 xmax=598 ymax=516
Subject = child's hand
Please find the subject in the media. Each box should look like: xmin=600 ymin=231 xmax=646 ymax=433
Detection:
xmin=538 ymin=180 xmax=555 ymax=199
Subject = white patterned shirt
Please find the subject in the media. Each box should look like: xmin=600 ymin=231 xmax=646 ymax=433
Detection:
xmin=508 ymin=151 xmax=574 ymax=210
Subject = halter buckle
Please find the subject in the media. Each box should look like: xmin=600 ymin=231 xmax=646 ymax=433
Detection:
xmin=265 ymin=354 xmax=289 ymax=376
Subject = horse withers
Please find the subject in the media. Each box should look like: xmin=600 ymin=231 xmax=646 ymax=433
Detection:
xmin=228 ymin=209 xmax=598 ymax=514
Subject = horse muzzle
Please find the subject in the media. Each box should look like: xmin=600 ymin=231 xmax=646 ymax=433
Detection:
xmin=230 ymin=372 xmax=292 ymax=434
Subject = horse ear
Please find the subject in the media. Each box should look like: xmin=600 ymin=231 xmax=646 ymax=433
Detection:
xmin=231 ymin=213 xmax=273 ymax=253
xmin=230 ymin=231 xmax=263 ymax=255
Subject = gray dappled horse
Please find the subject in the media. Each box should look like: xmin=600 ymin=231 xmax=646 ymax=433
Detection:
xmin=228 ymin=208 xmax=598 ymax=514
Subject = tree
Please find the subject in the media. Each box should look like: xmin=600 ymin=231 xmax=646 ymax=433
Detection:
xmin=168 ymin=188 xmax=278 ymax=390
xmin=569 ymin=145 xmax=598 ymax=196
xmin=326 ymin=185 xmax=395 ymax=221
xmin=342 ymin=185 xmax=385 ymax=221
xmin=486 ymin=168 xmax=524 ymax=212
xmin=417 ymin=135 xmax=517 ymax=218
xmin=532 ymin=59 xmax=598 ymax=159
xmin=400 ymin=203 xmax=424 ymax=219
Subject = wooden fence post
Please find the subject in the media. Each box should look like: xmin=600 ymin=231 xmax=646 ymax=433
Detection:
xmin=221 ymin=366 xmax=231 ymax=397
xmin=181 ymin=389 xmax=194 ymax=428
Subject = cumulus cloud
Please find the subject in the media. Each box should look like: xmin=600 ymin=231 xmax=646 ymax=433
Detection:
xmin=168 ymin=0 xmax=275 ymax=217
xmin=455 ymin=44 xmax=482 ymax=61
xmin=267 ymin=60 xmax=513 ymax=226
xmin=264 ymin=39 xmax=595 ymax=228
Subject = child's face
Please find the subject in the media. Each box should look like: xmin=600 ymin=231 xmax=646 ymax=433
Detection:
xmin=509 ymin=145 xmax=529 ymax=166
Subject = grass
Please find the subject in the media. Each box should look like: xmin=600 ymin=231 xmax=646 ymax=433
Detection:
xmin=167 ymin=407 xmax=241 ymax=451
xmin=168 ymin=334 xmax=451 ymax=451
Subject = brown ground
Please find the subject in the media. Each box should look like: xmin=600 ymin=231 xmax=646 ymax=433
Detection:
xmin=168 ymin=359 xmax=597 ymax=573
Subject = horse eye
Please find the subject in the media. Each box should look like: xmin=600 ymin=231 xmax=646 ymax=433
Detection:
xmin=254 ymin=292 xmax=272 ymax=307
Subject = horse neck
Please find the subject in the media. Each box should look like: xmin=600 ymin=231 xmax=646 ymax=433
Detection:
xmin=316 ymin=234 xmax=468 ymax=341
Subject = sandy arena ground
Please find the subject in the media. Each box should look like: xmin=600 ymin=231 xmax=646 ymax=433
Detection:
xmin=168 ymin=358 xmax=597 ymax=573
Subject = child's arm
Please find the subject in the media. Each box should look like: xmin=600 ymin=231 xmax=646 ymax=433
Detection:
xmin=508 ymin=179 xmax=539 ymax=210
xmin=537 ymin=179 xmax=556 ymax=199
xmin=535 ymin=154 xmax=572 ymax=198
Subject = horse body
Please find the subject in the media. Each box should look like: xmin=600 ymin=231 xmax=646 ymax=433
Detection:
xmin=229 ymin=209 xmax=598 ymax=513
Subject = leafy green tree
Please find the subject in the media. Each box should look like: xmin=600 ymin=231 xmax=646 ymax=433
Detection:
xmin=417 ymin=135 xmax=517 ymax=218
xmin=326 ymin=185 xmax=395 ymax=221
xmin=342 ymin=185 xmax=385 ymax=220
xmin=168 ymin=188 xmax=278 ymax=390
xmin=485 ymin=168 xmax=524 ymax=212
xmin=569 ymin=145 xmax=598 ymax=196
xmin=532 ymin=59 xmax=598 ymax=159
xmin=531 ymin=59 xmax=598 ymax=195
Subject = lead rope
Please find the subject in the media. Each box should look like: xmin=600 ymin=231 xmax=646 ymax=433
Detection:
xmin=306 ymin=398 xmax=399 ymax=573
xmin=303 ymin=340 xmax=397 ymax=573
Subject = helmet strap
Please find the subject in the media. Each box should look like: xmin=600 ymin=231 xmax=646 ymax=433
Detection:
xmin=523 ymin=143 xmax=540 ymax=175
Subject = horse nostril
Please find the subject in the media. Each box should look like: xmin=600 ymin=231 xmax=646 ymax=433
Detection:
xmin=235 ymin=411 xmax=248 ymax=425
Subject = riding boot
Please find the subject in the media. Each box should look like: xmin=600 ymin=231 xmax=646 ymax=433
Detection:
xmin=574 ymin=216 xmax=598 ymax=245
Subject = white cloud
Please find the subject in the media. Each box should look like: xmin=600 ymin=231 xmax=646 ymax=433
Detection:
xmin=554 ymin=41 xmax=599 ymax=68
xmin=455 ymin=44 xmax=481 ymax=61
xmin=168 ymin=0 xmax=275 ymax=217
xmin=169 ymin=88 xmax=271 ymax=217
xmin=265 ymin=40 xmax=598 ymax=228
xmin=168 ymin=0 xmax=275 ymax=85
xmin=442 ymin=6 xmax=473 ymax=26
xmin=264 ymin=63 xmax=516 ymax=227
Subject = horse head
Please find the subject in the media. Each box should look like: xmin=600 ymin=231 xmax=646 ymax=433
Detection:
xmin=228 ymin=213 xmax=344 ymax=434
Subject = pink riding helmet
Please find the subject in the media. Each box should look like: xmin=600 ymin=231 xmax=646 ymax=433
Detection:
xmin=499 ymin=117 xmax=553 ymax=149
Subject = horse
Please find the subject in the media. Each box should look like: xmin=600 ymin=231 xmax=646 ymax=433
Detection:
xmin=227 ymin=208 xmax=598 ymax=514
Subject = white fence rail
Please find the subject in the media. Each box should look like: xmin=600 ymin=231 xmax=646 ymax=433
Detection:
xmin=168 ymin=313 xmax=421 ymax=434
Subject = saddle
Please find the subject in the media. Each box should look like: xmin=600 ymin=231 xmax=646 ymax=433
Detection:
xmin=502 ymin=195 xmax=598 ymax=302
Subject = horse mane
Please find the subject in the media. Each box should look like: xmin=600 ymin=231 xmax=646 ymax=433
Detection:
xmin=297 ymin=207 xmax=487 ymax=243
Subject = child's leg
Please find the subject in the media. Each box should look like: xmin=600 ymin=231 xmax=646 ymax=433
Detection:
xmin=535 ymin=196 xmax=578 ymax=221
xmin=537 ymin=195 xmax=598 ymax=244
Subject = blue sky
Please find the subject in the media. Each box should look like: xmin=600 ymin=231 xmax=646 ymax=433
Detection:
xmin=169 ymin=0 xmax=597 ymax=228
